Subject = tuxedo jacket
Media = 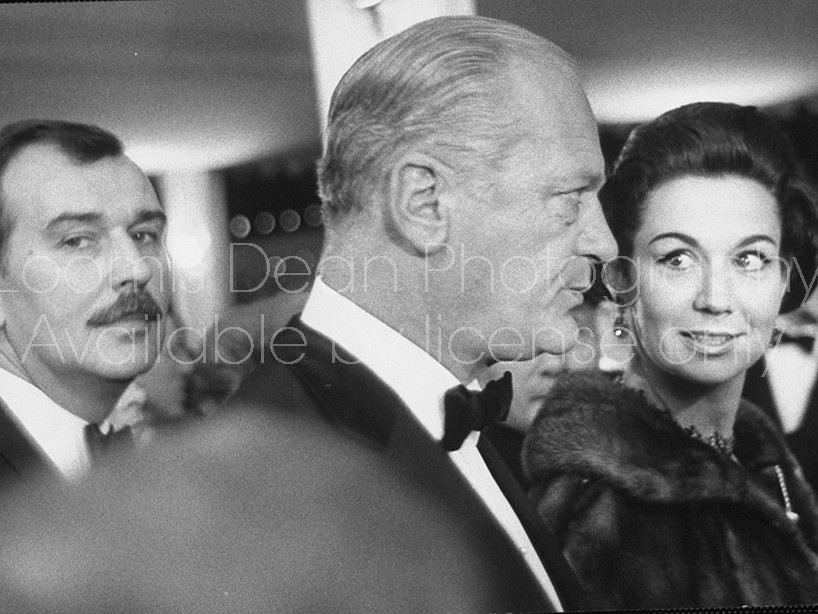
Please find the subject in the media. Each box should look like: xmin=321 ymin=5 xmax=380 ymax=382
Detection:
xmin=0 ymin=397 xmax=57 ymax=490
xmin=228 ymin=315 xmax=589 ymax=612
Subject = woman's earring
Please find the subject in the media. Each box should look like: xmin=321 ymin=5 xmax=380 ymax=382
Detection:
xmin=613 ymin=310 xmax=628 ymax=338
xmin=601 ymin=305 xmax=636 ymax=368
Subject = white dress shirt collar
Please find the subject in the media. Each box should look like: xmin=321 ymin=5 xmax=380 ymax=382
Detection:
xmin=301 ymin=277 xmax=462 ymax=440
xmin=0 ymin=366 xmax=91 ymax=480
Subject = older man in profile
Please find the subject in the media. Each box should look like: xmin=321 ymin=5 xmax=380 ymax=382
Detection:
xmin=229 ymin=15 xmax=616 ymax=611
xmin=0 ymin=120 xmax=171 ymax=484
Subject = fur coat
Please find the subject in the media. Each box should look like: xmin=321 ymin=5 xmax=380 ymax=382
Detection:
xmin=522 ymin=371 xmax=818 ymax=610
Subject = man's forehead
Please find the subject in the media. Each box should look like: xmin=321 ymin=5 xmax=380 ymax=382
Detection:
xmin=3 ymin=142 xmax=85 ymax=183
xmin=554 ymin=137 xmax=604 ymax=177
xmin=2 ymin=143 xmax=160 ymax=226
xmin=520 ymin=128 xmax=604 ymax=182
xmin=506 ymin=61 xmax=600 ymax=150
xmin=4 ymin=142 xmax=148 ymax=191
xmin=506 ymin=54 xmax=589 ymax=108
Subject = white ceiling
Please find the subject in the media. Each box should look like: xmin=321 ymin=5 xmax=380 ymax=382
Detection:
xmin=0 ymin=0 xmax=317 ymax=173
xmin=482 ymin=0 xmax=818 ymax=123
xmin=1 ymin=0 xmax=816 ymax=174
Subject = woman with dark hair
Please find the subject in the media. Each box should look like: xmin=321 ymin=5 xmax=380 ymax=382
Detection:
xmin=522 ymin=102 xmax=818 ymax=609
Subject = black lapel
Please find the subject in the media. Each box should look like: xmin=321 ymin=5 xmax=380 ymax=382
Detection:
xmin=0 ymin=396 xmax=55 ymax=485
xmin=483 ymin=422 xmax=528 ymax=488
xmin=477 ymin=432 xmax=591 ymax=611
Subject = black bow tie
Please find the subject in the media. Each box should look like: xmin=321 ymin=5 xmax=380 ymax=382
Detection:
xmin=84 ymin=423 xmax=134 ymax=461
xmin=441 ymin=371 xmax=513 ymax=451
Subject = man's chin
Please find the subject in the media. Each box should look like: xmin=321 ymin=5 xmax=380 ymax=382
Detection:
xmin=100 ymin=361 xmax=156 ymax=380
xmin=532 ymin=322 xmax=579 ymax=357
xmin=89 ymin=349 xmax=162 ymax=381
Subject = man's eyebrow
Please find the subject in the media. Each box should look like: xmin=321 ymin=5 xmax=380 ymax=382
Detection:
xmin=131 ymin=210 xmax=167 ymax=226
xmin=45 ymin=210 xmax=167 ymax=232
xmin=551 ymin=168 xmax=605 ymax=190
xmin=45 ymin=213 xmax=104 ymax=231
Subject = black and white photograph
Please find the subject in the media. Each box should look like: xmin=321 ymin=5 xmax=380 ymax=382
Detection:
xmin=0 ymin=1 xmax=817 ymax=611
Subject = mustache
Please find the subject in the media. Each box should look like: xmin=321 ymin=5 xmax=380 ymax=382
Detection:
xmin=87 ymin=291 xmax=164 ymax=327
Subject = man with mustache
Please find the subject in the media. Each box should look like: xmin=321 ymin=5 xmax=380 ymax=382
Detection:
xmin=229 ymin=16 xmax=616 ymax=611
xmin=0 ymin=119 xmax=170 ymax=483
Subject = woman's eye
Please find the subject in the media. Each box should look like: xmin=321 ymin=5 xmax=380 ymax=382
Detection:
xmin=736 ymin=252 xmax=767 ymax=271
xmin=658 ymin=252 xmax=693 ymax=269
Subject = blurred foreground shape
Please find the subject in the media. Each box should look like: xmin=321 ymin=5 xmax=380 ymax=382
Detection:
xmin=0 ymin=407 xmax=533 ymax=613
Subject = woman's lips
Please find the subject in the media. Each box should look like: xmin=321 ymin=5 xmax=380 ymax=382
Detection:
xmin=680 ymin=330 xmax=742 ymax=354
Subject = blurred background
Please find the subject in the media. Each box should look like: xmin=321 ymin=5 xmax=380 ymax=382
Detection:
xmin=1 ymin=0 xmax=817 ymax=401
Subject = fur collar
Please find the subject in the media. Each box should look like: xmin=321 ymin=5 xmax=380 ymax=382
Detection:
xmin=522 ymin=371 xmax=796 ymax=507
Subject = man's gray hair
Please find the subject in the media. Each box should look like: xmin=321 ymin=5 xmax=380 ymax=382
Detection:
xmin=317 ymin=15 xmax=574 ymax=223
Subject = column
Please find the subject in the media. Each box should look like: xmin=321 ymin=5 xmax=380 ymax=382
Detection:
xmin=156 ymin=171 xmax=230 ymax=333
xmin=306 ymin=0 xmax=476 ymax=130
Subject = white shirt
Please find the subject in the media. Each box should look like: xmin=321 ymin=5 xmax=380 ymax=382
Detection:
xmin=0 ymin=366 xmax=91 ymax=480
xmin=766 ymin=342 xmax=818 ymax=433
xmin=302 ymin=278 xmax=562 ymax=609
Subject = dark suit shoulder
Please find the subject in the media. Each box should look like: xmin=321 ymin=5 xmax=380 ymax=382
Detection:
xmin=229 ymin=315 xmax=400 ymax=447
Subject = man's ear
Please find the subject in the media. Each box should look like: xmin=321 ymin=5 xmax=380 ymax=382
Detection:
xmin=386 ymin=154 xmax=449 ymax=254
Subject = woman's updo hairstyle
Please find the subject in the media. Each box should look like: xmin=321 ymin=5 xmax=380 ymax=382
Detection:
xmin=599 ymin=102 xmax=818 ymax=313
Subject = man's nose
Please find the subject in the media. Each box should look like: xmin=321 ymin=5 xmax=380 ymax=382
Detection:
xmin=109 ymin=232 xmax=154 ymax=291
xmin=577 ymin=196 xmax=617 ymax=262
